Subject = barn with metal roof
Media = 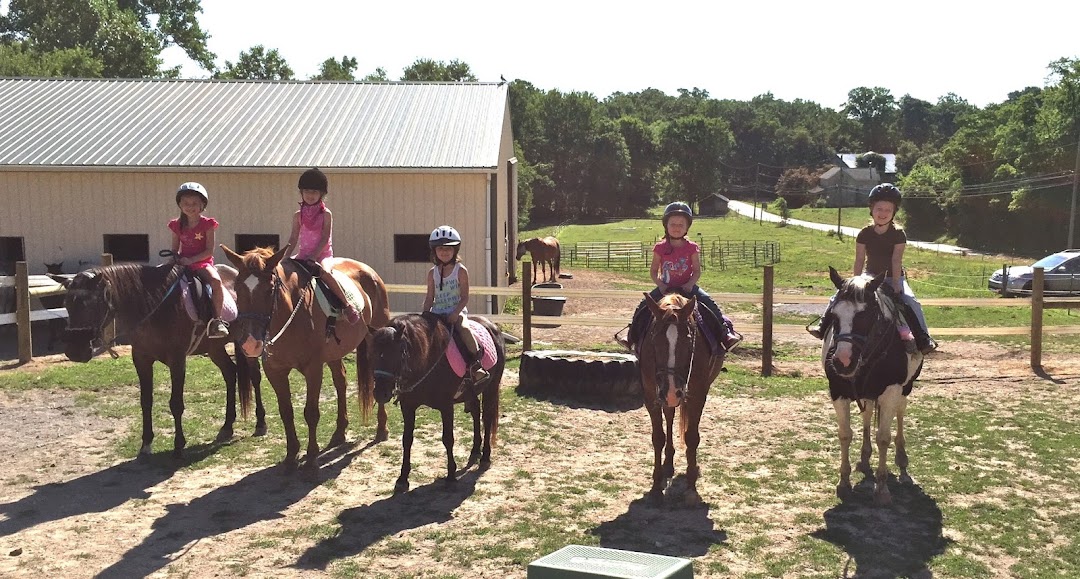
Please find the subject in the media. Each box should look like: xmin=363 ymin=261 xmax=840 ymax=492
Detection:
xmin=0 ymin=77 xmax=519 ymax=313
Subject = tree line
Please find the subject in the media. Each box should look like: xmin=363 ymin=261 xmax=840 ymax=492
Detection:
xmin=3 ymin=0 xmax=1078 ymax=252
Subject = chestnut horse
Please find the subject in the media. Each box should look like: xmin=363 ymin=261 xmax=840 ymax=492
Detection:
xmin=52 ymin=263 xmax=266 ymax=458
xmin=223 ymin=245 xmax=390 ymax=473
xmin=822 ymin=267 xmax=923 ymax=505
xmin=637 ymin=292 xmax=725 ymax=504
xmin=372 ymin=312 xmax=504 ymax=493
xmin=515 ymin=237 xmax=560 ymax=284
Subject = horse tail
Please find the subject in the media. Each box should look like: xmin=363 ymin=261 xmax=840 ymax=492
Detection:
xmin=356 ymin=337 xmax=375 ymax=425
xmin=482 ymin=321 xmax=504 ymax=449
xmin=235 ymin=345 xmax=252 ymax=419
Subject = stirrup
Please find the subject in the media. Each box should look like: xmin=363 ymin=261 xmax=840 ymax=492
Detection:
xmin=722 ymin=330 xmax=743 ymax=352
xmin=805 ymin=316 xmax=824 ymax=339
xmin=614 ymin=325 xmax=633 ymax=351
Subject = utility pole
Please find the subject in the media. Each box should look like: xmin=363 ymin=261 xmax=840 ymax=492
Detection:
xmin=1070 ymin=138 xmax=1080 ymax=249
xmin=755 ymin=163 xmax=762 ymax=225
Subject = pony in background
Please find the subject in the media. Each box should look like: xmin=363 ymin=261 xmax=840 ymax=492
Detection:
xmin=515 ymin=237 xmax=561 ymax=284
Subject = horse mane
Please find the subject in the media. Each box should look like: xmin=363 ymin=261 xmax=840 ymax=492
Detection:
xmin=96 ymin=263 xmax=183 ymax=322
xmin=240 ymin=246 xmax=277 ymax=271
xmin=837 ymin=275 xmax=876 ymax=304
xmin=389 ymin=313 xmax=444 ymax=368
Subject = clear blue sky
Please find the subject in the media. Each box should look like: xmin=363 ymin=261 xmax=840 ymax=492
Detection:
xmin=6 ymin=0 xmax=1080 ymax=109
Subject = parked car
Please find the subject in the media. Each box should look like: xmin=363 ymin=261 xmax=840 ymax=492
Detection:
xmin=988 ymin=249 xmax=1080 ymax=295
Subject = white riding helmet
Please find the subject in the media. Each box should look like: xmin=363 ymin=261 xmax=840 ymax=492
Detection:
xmin=176 ymin=182 xmax=209 ymax=206
xmin=429 ymin=225 xmax=462 ymax=247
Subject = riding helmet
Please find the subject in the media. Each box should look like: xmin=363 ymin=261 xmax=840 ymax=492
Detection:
xmin=298 ymin=167 xmax=328 ymax=193
xmin=662 ymin=201 xmax=694 ymax=227
xmin=429 ymin=225 xmax=462 ymax=247
xmin=176 ymin=182 xmax=208 ymax=206
xmin=868 ymin=183 xmax=902 ymax=208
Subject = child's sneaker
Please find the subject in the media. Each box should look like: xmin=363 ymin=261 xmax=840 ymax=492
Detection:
xmin=898 ymin=325 xmax=915 ymax=341
xmin=469 ymin=362 xmax=490 ymax=387
xmin=208 ymin=318 xmax=229 ymax=339
xmin=343 ymin=305 xmax=360 ymax=324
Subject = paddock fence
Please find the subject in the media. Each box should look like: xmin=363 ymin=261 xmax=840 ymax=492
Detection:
xmin=6 ymin=260 xmax=1079 ymax=373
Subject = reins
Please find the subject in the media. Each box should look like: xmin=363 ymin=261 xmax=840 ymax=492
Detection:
xmin=376 ymin=316 xmax=453 ymax=400
xmin=237 ymin=264 xmax=308 ymax=363
xmin=831 ymin=288 xmax=901 ymax=410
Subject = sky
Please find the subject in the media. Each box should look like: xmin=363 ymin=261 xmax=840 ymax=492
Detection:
xmin=6 ymin=1 xmax=1080 ymax=109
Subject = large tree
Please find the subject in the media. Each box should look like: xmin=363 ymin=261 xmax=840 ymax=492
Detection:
xmin=401 ymin=58 xmax=477 ymax=82
xmin=842 ymin=86 xmax=898 ymax=151
xmin=214 ymin=45 xmax=293 ymax=80
xmin=658 ymin=115 xmax=735 ymax=208
xmin=312 ymin=55 xmax=357 ymax=81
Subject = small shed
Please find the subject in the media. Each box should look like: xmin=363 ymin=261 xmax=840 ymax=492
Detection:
xmin=698 ymin=193 xmax=730 ymax=216
xmin=0 ymin=78 xmax=519 ymax=314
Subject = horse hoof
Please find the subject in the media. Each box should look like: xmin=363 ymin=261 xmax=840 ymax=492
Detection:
xmin=648 ymin=489 xmax=664 ymax=505
xmin=138 ymin=444 xmax=153 ymax=457
xmin=215 ymin=429 xmax=234 ymax=444
xmin=281 ymin=459 xmax=299 ymax=473
xmin=479 ymin=456 xmax=491 ymax=470
xmin=327 ymin=433 xmax=347 ymax=448
xmin=374 ymin=430 xmax=389 ymax=444
xmin=873 ymin=489 xmax=892 ymax=507
xmin=394 ymin=479 xmax=410 ymax=494
xmin=253 ymin=425 xmax=268 ymax=437
xmin=684 ymin=490 xmax=702 ymax=506
xmin=899 ymin=472 xmax=913 ymax=485
xmin=171 ymin=448 xmax=184 ymax=460
xmin=836 ymin=484 xmax=853 ymax=502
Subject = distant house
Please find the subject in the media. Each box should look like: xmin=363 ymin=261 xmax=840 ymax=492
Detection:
xmin=817 ymin=152 xmax=897 ymax=207
xmin=698 ymin=193 xmax=730 ymax=216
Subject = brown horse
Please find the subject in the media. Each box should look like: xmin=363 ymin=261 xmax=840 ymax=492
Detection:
xmin=372 ymin=312 xmax=504 ymax=493
xmin=637 ymin=292 xmax=725 ymax=504
xmin=52 ymin=262 xmax=266 ymax=458
xmin=515 ymin=236 xmax=560 ymax=284
xmin=222 ymin=245 xmax=390 ymax=474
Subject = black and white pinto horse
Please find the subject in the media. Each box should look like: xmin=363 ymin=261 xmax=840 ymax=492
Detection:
xmin=822 ymin=267 xmax=924 ymax=506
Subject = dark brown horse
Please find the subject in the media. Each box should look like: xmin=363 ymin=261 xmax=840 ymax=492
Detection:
xmin=515 ymin=236 xmax=561 ymax=284
xmin=222 ymin=245 xmax=390 ymax=474
xmin=637 ymin=292 xmax=725 ymax=504
xmin=42 ymin=261 xmax=67 ymax=351
xmin=372 ymin=312 xmax=504 ymax=493
xmin=52 ymin=262 xmax=266 ymax=458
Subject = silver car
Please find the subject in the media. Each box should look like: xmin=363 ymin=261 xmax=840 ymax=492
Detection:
xmin=988 ymin=249 xmax=1080 ymax=295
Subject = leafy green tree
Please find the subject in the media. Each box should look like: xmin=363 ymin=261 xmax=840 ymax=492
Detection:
xmin=582 ymin=118 xmax=631 ymax=217
xmin=0 ymin=42 xmax=102 ymax=76
xmin=617 ymin=116 xmax=660 ymax=215
xmin=895 ymin=94 xmax=934 ymax=147
xmin=842 ymin=86 xmax=898 ymax=151
xmin=215 ymin=45 xmax=294 ymax=80
xmin=361 ymin=66 xmax=389 ymax=81
xmin=658 ymin=115 xmax=734 ymax=207
xmin=312 ymin=55 xmax=357 ymax=80
xmin=401 ymin=58 xmax=476 ymax=82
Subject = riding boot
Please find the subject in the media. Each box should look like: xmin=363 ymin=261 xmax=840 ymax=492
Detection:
xmin=807 ymin=318 xmax=825 ymax=340
xmin=468 ymin=358 xmax=490 ymax=388
xmin=901 ymin=302 xmax=936 ymax=354
xmin=622 ymin=303 xmax=650 ymax=350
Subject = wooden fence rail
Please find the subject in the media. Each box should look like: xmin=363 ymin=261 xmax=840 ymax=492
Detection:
xmin=7 ymin=260 xmax=1078 ymax=372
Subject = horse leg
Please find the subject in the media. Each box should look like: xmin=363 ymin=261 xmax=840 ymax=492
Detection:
xmin=645 ymin=400 xmax=666 ymax=502
xmin=833 ymin=399 xmax=854 ymax=501
xmin=133 ymin=352 xmax=156 ymax=457
xmin=662 ymin=404 xmax=677 ymax=479
xmin=327 ymin=358 xmax=349 ymax=448
xmin=250 ymin=358 xmax=268 ymax=436
xmin=873 ymin=385 xmax=904 ymax=506
xmin=682 ymin=395 xmax=707 ymax=505
xmin=395 ymin=404 xmax=417 ymax=494
xmin=466 ymin=393 xmax=482 ymax=467
xmin=166 ymin=356 xmax=188 ymax=459
xmin=440 ymin=405 xmax=458 ymax=484
xmin=857 ymin=401 xmax=874 ymax=476
xmin=266 ymin=365 xmax=299 ymax=470
xmin=895 ymin=396 xmax=912 ymax=485
xmin=300 ymin=363 xmax=324 ymax=475
xmin=208 ymin=345 xmax=237 ymax=443
xmin=359 ymin=337 xmax=389 ymax=443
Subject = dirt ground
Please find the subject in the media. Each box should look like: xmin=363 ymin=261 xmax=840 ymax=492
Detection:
xmin=2 ymin=269 xmax=1079 ymax=578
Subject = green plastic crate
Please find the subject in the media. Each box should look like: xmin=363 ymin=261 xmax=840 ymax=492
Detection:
xmin=527 ymin=545 xmax=693 ymax=579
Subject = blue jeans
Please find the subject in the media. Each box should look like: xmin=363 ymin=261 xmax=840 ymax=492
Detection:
xmin=630 ymin=285 xmax=727 ymax=343
xmin=819 ymin=276 xmax=930 ymax=338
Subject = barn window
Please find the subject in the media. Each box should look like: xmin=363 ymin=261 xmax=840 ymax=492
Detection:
xmin=394 ymin=234 xmax=431 ymax=263
xmin=235 ymin=234 xmax=280 ymax=254
xmin=103 ymin=234 xmax=150 ymax=263
xmin=0 ymin=236 xmax=25 ymax=275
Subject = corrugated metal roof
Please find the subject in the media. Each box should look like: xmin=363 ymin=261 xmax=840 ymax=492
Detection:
xmin=0 ymin=78 xmax=509 ymax=169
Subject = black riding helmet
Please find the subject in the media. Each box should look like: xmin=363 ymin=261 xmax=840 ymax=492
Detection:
xmin=662 ymin=202 xmax=694 ymax=228
xmin=298 ymin=167 xmax=328 ymax=193
xmin=868 ymin=183 xmax=902 ymax=209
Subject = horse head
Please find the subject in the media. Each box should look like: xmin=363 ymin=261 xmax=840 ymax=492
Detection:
xmin=221 ymin=244 xmax=290 ymax=358
xmin=371 ymin=324 xmax=409 ymax=404
xmin=50 ymin=270 xmax=109 ymax=362
xmin=824 ymin=266 xmax=893 ymax=379
xmin=643 ymin=292 xmax=698 ymax=407
xmin=515 ymin=240 xmax=527 ymax=260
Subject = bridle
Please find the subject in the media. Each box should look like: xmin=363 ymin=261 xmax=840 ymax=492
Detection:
xmin=235 ymin=264 xmax=308 ymax=362
xmin=646 ymin=310 xmax=698 ymax=403
xmin=829 ymin=288 xmax=900 ymax=406
xmin=373 ymin=320 xmax=447 ymax=400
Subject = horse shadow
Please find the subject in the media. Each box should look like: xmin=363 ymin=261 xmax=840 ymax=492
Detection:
xmin=293 ymin=471 xmax=479 ymax=571
xmin=810 ymin=476 xmax=951 ymax=578
xmin=95 ymin=442 xmax=365 ymax=578
xmin=0 ymin=440 xmax=231 ymax=538
xmin=588 ymin=476 xmax=727 ymax=558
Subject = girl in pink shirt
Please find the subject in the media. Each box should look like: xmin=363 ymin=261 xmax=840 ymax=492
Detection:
xmin=285 ymin=168 xmax=360 ymax=324
xmin=169 ymin=182 xmax=228 ymax=338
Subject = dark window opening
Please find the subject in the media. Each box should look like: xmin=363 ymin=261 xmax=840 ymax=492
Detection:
xmin=394 ymin=234 xmax=431 ymax=263
xmin=103 ymin=234 xmax=150 ymax=263
xmin=0 ymin=236 xmax=25 ymax=275
xmin=235 ymin=234 xmax=280 ymax=254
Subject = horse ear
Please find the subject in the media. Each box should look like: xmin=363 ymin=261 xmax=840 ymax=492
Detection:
xmin=867 ymin=271 xmax=887 ymax=294
xmin=644 ymin=292 xmax=663 ymax=318
xmin=829 ymin=266 xmax=844 ymax=290
xmin=46 ymin=273 xmax=71 ymax=288
xmin=220 ymin=244 xmax=246 ymax=270
xmin=265 ymin=245 xmax=291 ymax=272
xmin=680 ymin=296 xmax=698 ymax=322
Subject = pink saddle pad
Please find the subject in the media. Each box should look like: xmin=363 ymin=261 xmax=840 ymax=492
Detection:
xmin=446 ymin=318 xmax=497 ymax=378
xmin=181 ymin=283 xmax=237 ymax=323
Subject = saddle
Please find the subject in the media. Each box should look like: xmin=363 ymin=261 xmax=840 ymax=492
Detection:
xmin=422 ymin=312 xmax=496 ymax=379
xmin=628 ymin=299 xmax=727 ymax=356
xmin=291 ymin=258 xmax=366 ymax=342
xmin=179 ymin=270 xmax=237 ymax=323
